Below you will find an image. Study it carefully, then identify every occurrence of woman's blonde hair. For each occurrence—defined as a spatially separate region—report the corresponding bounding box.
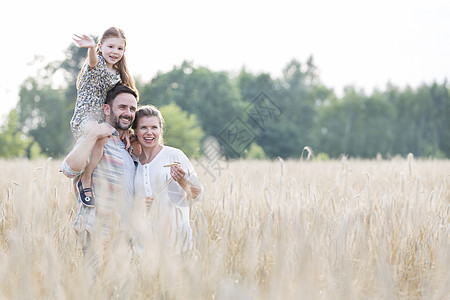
[76,27,137,96]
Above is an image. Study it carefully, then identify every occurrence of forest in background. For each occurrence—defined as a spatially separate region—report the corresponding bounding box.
[1,42,449,159]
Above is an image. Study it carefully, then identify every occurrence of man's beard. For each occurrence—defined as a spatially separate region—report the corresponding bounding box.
[110,111,132,131]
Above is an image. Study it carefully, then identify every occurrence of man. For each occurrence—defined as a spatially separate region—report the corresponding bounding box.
[60,83,138,248]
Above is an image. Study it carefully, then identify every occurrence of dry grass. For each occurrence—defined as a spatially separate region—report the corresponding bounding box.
[0,157,448,299]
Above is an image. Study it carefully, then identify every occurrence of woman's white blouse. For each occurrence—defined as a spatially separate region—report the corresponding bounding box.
[134,146,203,253]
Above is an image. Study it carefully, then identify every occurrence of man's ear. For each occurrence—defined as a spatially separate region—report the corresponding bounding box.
[104,104,111,116]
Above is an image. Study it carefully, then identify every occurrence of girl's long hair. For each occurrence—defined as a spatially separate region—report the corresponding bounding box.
[76,27,137,98]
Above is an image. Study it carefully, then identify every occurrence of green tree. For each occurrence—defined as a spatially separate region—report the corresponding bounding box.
[60,41,92,103]
[387,82,449,157]
[235,68,278,103]
[245,142,266,160]
[15,43,88,158]
[159,102,204,157]
[254,57,331,158]
[0,110,41,158]
[385,84,412,155]
[412,82,449,157]
[428,81,450,157]
[10,38,449,160]
[16,77,72,157]
[317,87,395,158]
[140,61,246,157]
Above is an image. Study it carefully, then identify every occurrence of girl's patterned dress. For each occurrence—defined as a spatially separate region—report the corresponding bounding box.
[70,55,121,139]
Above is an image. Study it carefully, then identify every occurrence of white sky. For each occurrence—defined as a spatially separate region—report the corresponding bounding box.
[1,0,449,122]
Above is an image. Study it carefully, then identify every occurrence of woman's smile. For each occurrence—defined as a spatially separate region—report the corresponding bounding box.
[136,116,162,149]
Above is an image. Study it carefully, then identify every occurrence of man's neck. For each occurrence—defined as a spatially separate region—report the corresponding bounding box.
[117,129,126,139]
[104,121,125,138]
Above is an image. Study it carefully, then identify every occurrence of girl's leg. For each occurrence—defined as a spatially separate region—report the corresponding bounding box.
[78,138,104,197]
[76,120,106,202]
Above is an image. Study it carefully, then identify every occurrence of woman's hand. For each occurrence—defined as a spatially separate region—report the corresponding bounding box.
[144,196,154,208]
[170,165,187,184]
[171,164,201,200]
[73,34,96,48]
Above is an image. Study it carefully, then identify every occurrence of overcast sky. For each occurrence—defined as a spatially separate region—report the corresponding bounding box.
[1,0,449,121]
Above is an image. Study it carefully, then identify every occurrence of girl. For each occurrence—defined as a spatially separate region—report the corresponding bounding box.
[70,27,137,207]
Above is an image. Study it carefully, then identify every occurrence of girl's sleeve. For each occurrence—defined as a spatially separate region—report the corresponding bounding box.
[82,55,109,85]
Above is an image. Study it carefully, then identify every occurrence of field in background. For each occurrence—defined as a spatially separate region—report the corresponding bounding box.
[0,157,448,299]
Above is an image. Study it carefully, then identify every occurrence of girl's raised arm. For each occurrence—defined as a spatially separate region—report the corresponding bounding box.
[73,34,98,68]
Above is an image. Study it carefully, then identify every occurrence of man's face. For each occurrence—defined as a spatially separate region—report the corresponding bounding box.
[104,93,137,131]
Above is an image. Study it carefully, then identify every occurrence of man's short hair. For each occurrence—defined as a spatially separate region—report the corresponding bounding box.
[105,83,138,106]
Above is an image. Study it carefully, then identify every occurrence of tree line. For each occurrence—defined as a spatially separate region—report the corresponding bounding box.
[2,43,449,159]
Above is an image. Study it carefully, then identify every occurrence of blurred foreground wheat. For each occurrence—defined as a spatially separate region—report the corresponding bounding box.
[0,157,448,299]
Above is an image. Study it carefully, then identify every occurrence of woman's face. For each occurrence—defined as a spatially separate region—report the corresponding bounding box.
[135,116,162,149]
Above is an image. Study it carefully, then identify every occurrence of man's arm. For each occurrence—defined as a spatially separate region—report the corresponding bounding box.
[64,123,112,173]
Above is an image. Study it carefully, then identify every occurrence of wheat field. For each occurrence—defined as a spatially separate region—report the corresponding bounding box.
[0,157,448,299]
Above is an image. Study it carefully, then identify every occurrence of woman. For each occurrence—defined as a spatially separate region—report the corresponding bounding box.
[132,105,203,254]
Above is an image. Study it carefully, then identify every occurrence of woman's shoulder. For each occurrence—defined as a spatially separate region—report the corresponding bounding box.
[162,146,190,160]
[162,146,184,156]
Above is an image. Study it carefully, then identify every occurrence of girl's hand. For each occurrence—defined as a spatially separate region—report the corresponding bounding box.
[85,122,113,140]
[129,133,142,157]
[73,34,96,48]
[122,130,132,150]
